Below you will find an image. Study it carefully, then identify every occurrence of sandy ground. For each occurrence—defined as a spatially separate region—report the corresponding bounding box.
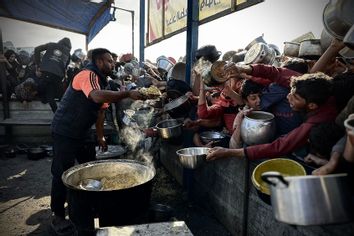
[0,152,231,236]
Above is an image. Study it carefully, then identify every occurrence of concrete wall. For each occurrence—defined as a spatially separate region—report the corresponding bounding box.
[0,101,54,143]
[160,141,354,236]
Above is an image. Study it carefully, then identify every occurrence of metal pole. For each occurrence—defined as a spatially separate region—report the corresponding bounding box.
[185,0,199,86]
[139,0,145,64]
[111,7,135,56]
[131,11,135,56]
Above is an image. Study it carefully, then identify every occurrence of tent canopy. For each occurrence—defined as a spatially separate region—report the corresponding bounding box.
[0,0,114,43]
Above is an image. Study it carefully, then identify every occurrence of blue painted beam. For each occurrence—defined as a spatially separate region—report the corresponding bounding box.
[185,0,199,87]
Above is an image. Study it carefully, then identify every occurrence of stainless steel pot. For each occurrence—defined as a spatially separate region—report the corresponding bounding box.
[240,111,276,145]
[245,35,267,50]
[62,159,156,230]
[298,39,323,60]
[268,44,281,56]
[176,147,210,169]
[155,119,183,139]
[283,42,300,57]
[261,172,354,225]
[156,56,174,74]
[163,95,191,118]
[232,50,247,63]
[202,69,223,87]
[244,43,275,65]
[167,62,186,81]
[323,0,354,40]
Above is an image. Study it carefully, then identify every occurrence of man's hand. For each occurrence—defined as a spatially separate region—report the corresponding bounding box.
[97,137,108,152]
[183,118,199,130]
[129,90,145,100]
[206,147,231,161]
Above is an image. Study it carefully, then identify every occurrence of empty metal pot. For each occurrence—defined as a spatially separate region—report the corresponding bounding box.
[240,111,276,145]
[155,119,183,139]
[167,62,186,81]
[244,43,275,65]
[163,95,192,118]
[283,42,300,57]
[156,56,174,74]
[176,147,210,169]
[262,172,354,225]
[322,0,354,40]
[245,35,267,50]
[299,39,323,60]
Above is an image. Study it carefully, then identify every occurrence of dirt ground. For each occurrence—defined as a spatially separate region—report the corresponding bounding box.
[0,152,231,236]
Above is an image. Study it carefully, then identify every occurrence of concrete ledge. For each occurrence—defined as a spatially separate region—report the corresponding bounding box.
[160,141,354,236]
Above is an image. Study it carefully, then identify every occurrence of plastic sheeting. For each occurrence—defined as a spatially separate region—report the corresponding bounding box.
[0,0,114,43]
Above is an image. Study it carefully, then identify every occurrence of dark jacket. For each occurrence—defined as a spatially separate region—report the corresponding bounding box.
[51,63,107,139]
[34,37,71,77]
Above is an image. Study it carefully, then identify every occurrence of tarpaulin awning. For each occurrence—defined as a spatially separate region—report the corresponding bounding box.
[0,0,114,43]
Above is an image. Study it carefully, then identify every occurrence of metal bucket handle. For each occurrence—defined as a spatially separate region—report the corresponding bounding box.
[261,171,289,187]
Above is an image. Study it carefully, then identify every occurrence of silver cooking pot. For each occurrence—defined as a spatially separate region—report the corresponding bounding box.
[62,159,156,229]
[156,56,174,74]
[167,62,186,81]
[261,172,354,225]
[322,0,354,40]
[240,111,276,145]
[245,35,267,50]
[155,119,183,139]
[283,42,300,57]
[244,43,275,65]
[163,95,191,118]
[298,39,323,60]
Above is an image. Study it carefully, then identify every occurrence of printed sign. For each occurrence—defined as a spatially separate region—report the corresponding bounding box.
[164,0,187,35]
[199,0,232,20]
[148,0,164,42]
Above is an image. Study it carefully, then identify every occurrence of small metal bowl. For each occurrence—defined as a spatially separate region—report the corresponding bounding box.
[176,147,210,169]
[79,178,103,191]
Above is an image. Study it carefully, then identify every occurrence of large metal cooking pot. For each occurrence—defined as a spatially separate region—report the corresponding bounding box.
[298,39,323,60]
[240,111,276,145]
[167,62,186,81]
[262,172,354,225]
[283,42,300,57]
[163,95,191,118]
[62,159,155,232]
[244,43,275,65]
[156,56,174,74]
[155,119,183,139]
[322,0,354,40]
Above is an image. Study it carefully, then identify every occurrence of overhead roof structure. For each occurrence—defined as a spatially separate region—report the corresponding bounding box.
[0,0,114,43]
